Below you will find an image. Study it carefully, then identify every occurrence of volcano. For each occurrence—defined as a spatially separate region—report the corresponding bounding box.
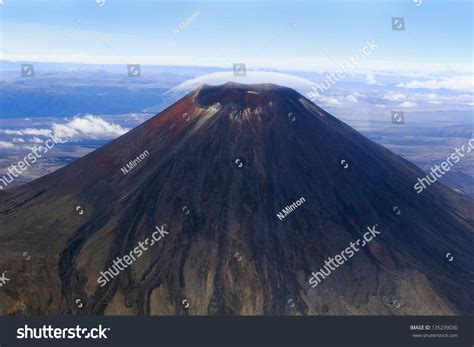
[0,83,473,315]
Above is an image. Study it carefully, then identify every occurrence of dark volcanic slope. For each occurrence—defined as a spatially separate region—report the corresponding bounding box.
[0,83,473,315]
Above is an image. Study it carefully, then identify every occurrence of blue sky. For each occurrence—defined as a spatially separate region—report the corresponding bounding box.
[0,0,472,75]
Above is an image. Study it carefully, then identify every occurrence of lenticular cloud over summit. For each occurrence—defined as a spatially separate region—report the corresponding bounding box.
[169,71,316,94]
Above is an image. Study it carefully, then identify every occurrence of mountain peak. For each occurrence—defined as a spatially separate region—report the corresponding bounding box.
[194,82,301,108]
[1,83,473,316]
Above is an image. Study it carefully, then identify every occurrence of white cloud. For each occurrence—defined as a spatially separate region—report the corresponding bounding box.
[0,141,14,149]
[383,92,406,102]
[406,92,473,105]
[399,101,417,108]
[170,71,316,93]
[0,115,129,144]
[52,114,129,142]
[311,93,364,106]
[0,128,52,136]
[318,96,341,105]
[396,75,474,92]
[29,137,45,143]
[347,95,358,103]
[366,73,377,85]
[411,92,441,104]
